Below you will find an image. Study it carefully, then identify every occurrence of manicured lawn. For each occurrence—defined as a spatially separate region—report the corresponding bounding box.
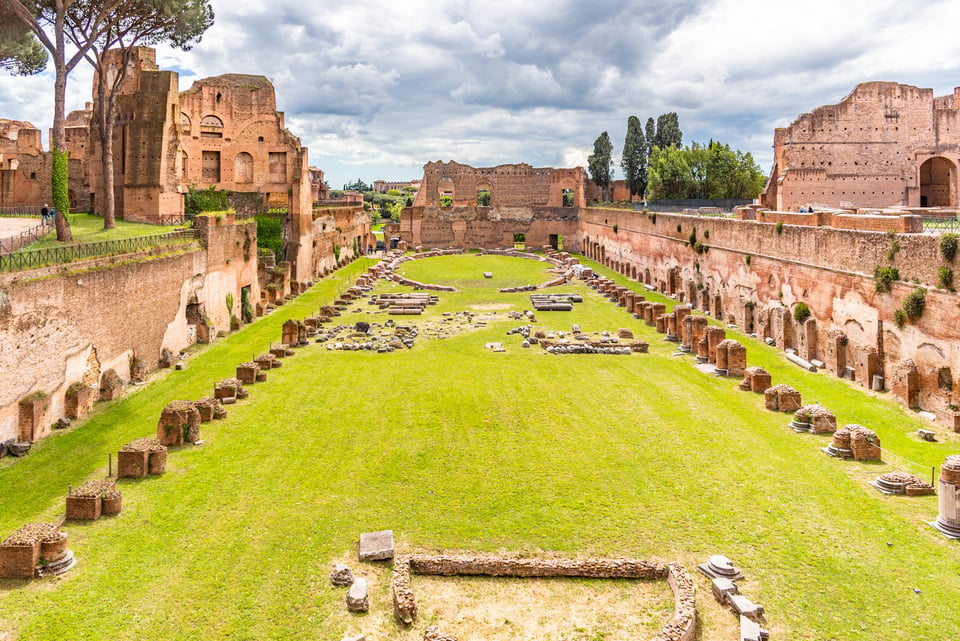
[0,254,957,640]
[24,214,185,250]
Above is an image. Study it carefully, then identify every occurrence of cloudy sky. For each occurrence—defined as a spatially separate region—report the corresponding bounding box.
[4,0,960,189]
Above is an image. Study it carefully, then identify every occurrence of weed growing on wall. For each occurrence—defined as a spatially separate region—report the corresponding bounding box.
[940,233,958,262]
[874,266,900,293]
[938,266,954,291]
[901,288,926,322]
[793,302,811,323]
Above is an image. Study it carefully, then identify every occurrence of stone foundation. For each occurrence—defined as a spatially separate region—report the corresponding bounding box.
[156,400,201,446]
[392,554,696,641]
[764,384,802,412]
[739,367,771,393]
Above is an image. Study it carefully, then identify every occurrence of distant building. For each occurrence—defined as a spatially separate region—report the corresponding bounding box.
[373,179,420,193]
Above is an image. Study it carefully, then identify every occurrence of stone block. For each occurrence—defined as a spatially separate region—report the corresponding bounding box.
[236,362,260,385]
[117,449,149,478]
[705,327,727,363]
[18,394,50,444]
[359,530,395,561]
[891,359,920,409]
[65,495,101,521]
[0,541,40,579]
[65,384,97,420]
[157,400,201,446]
[347,577,369,612]
[99,369,125,401]
[765,384,801,411]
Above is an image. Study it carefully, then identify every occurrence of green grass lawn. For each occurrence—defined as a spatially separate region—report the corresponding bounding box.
[23,214,185,251]
[0,254,958,640]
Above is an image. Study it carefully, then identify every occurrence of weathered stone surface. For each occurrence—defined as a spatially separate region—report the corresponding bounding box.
[764,384,802,412]
[346,577,369,612]
[331,563,354,586]
[359,530,395,561]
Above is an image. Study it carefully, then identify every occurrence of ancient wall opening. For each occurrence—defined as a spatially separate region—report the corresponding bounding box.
[919,156,955,207]
[235,152,254,184]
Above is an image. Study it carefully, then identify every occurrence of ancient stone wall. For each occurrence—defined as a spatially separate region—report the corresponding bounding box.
[581,208,960,419]
[0,218,257,443]
[0,120,51,208]
[399,205,580,250]
[180,72,304,210]
[763,81,960,210]
[413,161,586,208]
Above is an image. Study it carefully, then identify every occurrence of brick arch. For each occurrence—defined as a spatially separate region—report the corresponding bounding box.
[919,156,956,207]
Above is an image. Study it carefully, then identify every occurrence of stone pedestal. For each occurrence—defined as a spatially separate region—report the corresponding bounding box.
[739,367,771,393]
[934,456,960,538]
[891,359,920,409]
[236,362,260,385]
[673,305,692,345]
[99,369,125,401]
[65,384,97,420]
[705,327,727,363]
[764,384,802,412]
[18,394,50,443]
[823,329,847,377]
[157,401,201,446]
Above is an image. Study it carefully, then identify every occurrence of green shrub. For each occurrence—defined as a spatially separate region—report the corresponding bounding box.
[941,233,959,262]
[902,288,926,321]
[185,186,229,215]
[694,242,705,254]
[745,255,751,266]
[648,212,657,224]
[703,229,710,239]
[775,221,784,235]
[612,224,618,234]
[254,215,284,260]
[886,231,900,261]
[874,266,900,293]
[676,224,682,233]
[793,302,811,323]
[893,309,906,329]
[688,227,697,246]
[938,266,954,291]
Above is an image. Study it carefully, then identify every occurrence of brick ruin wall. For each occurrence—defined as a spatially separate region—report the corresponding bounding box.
[398,206,581,250]
[0,122,51,209]
[0,219,257,442]
[412,161,586,208]
[581,208,960,417]
[763,81,960,211]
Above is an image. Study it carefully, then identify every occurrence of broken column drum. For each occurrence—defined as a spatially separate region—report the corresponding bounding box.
[934,455,960,538]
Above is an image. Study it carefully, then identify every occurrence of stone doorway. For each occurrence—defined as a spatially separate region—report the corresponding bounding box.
[919,157,955,207]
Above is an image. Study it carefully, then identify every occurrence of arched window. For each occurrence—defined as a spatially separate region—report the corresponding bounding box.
[235,152,253,184]
[181,113,191,132]
[200,115,224,138]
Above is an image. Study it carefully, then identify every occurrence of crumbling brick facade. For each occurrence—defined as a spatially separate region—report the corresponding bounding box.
[763,81,960,211]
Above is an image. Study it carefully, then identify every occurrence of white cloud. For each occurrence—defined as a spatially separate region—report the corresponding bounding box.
[3,0,960,186]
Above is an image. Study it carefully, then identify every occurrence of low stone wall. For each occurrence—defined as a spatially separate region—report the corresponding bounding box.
[391,554,696,641]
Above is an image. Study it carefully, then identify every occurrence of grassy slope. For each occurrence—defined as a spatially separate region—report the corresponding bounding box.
[0,254,957,640]
[23,214,184,251]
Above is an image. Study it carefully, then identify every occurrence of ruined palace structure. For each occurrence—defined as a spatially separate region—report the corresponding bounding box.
[0,48,370,444]
[2,47,312,222]
[763,81,960,211]
[400,161,584,248]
